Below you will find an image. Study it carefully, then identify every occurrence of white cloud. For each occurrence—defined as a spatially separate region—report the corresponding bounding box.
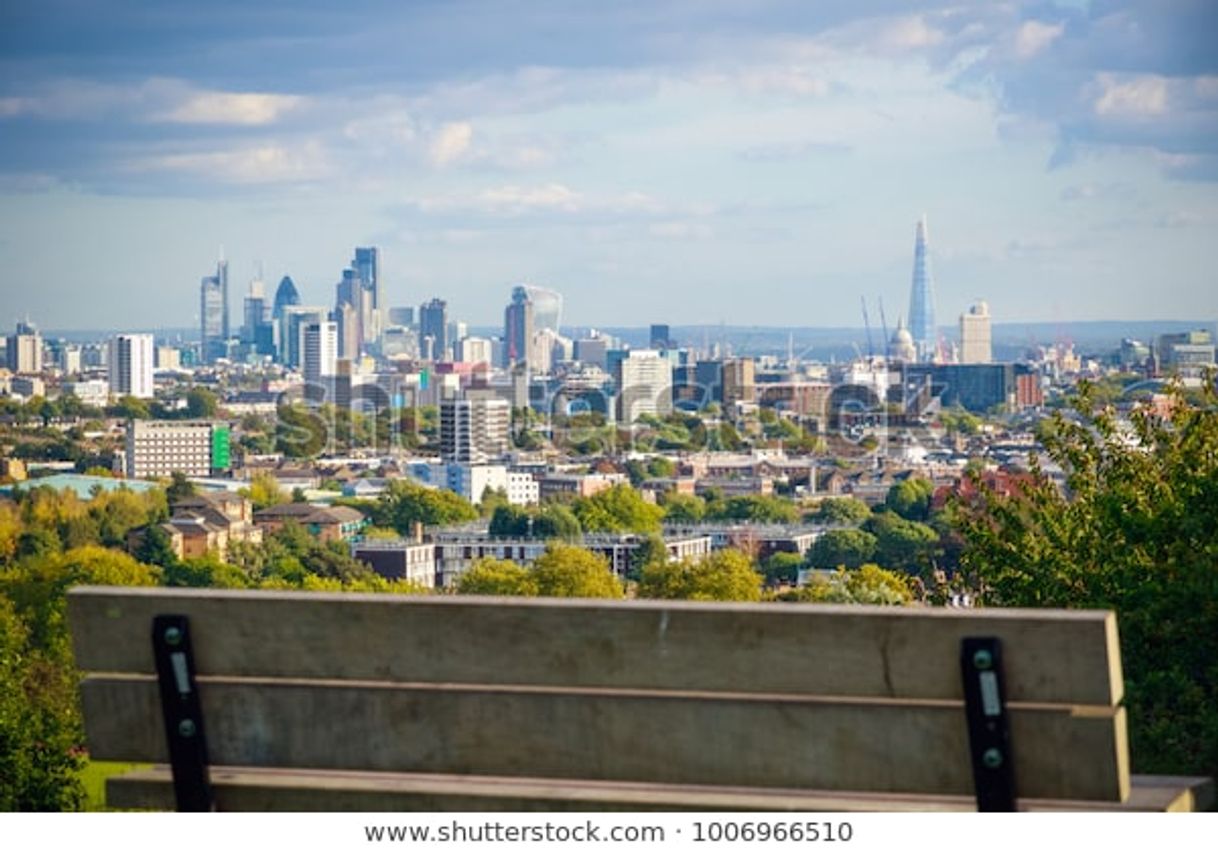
[136,142,330,184]
[412,183,670,218]
[429,121,474,167]
[1013,20,1065,59]
[1093,74,1170,117]
[878,16,945,51]
[157,91,304,125]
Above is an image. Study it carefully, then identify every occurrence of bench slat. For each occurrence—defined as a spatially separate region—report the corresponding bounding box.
[81,675,1129,802]
[67,587,1124,706]
[107,768,1202,813]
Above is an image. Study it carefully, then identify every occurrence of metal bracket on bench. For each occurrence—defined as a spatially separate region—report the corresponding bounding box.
[152,614,215,812]
[961,636,1016,812]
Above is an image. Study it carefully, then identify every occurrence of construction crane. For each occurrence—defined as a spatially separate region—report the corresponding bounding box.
[878,296,890,365]
[860,296,874,360]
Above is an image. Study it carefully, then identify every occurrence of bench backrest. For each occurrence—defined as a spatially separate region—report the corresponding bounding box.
[67,586,1129,803]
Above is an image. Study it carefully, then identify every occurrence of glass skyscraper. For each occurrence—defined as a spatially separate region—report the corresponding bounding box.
[906,216,937,362]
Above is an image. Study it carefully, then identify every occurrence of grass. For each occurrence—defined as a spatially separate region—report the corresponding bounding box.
[77,760,148,811]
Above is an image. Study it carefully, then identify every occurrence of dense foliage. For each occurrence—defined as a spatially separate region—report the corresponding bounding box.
[955,380,1218,782]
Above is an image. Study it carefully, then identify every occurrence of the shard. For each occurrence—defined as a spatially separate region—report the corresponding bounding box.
[907,215,937,362]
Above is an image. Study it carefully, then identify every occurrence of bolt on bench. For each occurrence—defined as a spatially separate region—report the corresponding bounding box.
[67,586,1214,812]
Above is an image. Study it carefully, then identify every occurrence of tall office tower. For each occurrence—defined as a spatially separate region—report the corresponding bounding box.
[650,324,672,350]
[516,283,562,333]
[302,321,338,384]
[333,301,361,361]
[614,350,673,424]
[419,298,448,361]
[272,275,301,320]
[959,301,992,364]
[108,333,155,399]
[334,268,365,357]
[242,277,268,350]
[200,265,226,363]
[722,357,756,405]
[280,306,328,368]
[352,247,382,346]
[440,397,510,464]
[504,286,534,368]
[6,321,43,374]
[388,307,414,327]
[907,216,937,362]
[455,337,493,365]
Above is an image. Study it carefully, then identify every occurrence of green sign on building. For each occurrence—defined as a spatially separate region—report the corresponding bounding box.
[211,425,231,472]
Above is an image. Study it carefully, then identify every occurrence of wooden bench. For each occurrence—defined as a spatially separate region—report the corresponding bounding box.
[67,586,1214,812]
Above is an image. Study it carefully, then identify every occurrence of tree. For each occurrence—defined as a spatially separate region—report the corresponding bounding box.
[954,379,1218,783]
[572,484,664,534]
[243,472,288,510]
[457,557,538,596]
[0,596,84,810]
[166,471,197,504]
[760,551,804,587]
[185,387,219,419]
[375,480,478,533]
[164,555,250,589]
[660,492,706,523]
[885,477,934,522]
[707,494,799,524]
[807,528,877,569]
[638,549,762,602]
[531,544,623,598]
[865,511,939,574]
[135,523,178,568]
[792,564,914,606]
[814,497,872,525]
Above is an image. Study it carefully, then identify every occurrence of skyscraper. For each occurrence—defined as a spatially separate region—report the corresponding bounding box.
[334,268,366,358]
[200,258,229,363]
[440,397,510,464]
[6,321,43,374]
[907,216,937,362]
[614,350,673,423]
[272,275,301,320]
[109,334,155,399]
[959,301,992,364]
[419,298,448,361]
[353,247,382,346]
[302,321,338,384]
[650,324,672,350]
[504,286,534,368]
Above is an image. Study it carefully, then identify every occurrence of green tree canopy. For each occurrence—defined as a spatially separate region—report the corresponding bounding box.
[864,511,940,574]
[885,477,935,521]
[660,492,707,523]
[572,484,664,534]
[0,596,84,810]
[792,564,914,606]
[242,472,288,511]
[760,551,804,587]
[638,548,762,602]
[955,380,1218,782]
[807,528,877,569]
[373,480,478,534]
[813,497,872,525]
[456,557,538,596]
[531,543,623,598]
[706,494,799,524]
[185,387,220,419]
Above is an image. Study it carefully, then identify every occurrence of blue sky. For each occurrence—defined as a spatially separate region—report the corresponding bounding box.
[1,0,1215,331]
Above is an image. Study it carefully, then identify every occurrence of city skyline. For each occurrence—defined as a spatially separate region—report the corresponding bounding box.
[1,1,1216,329]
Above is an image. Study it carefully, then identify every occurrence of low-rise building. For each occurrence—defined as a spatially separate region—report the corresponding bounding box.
[125,420,232,479]
[352,539,437,588]
[254,503,367,543]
